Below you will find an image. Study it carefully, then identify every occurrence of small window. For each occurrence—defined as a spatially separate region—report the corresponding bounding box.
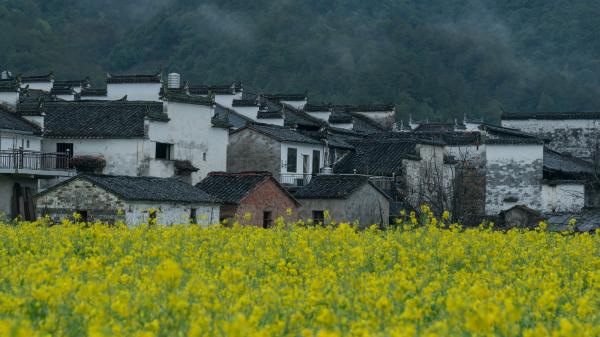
[26,140,30,148]
[287,148,297,173]
[312,210,325,225]
[75,210,88,222]
[203,152,207,161]
[155,142,172,160]
[57,143,74,168]
[262,211,273,228]
[190,208,197,224]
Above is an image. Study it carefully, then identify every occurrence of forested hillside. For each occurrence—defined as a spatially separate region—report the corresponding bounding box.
[2,0,600,121]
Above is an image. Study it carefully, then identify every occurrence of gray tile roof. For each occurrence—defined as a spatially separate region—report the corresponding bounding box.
[39,174,219,204]
[0,106,41,134]
[214,104,252,129]
[196,171,297,205]
[543,148,594,180]
[79,88,107,97]
[263,93,307,101]
[295,174,382,199]
[545,210,600,232]
[188,83,242,95]
[502,112,600,120]
[334,140,419,176]
[106,72,161,84]
[236,124,323,145]
[42,101,167,138]
[21,72,54,83]
[0,79,19,92]
[163,93,214,106]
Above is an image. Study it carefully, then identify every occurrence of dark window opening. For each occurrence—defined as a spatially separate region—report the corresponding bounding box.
[57,142,74,168]
[190,208,197,224]
[75,210,88,222]
[313,210,325,225]
[312,150,321,175]
[262,211,273,228]
[203,152,207,161]
[287,148,297,173]
[155,142,172,160]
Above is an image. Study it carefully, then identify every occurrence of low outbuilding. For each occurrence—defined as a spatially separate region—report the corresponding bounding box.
[196,171,299,227]
[35,174,220,226]
[294,174,390,227]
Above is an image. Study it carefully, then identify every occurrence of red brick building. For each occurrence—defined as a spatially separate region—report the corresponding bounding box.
[196,171,299,227]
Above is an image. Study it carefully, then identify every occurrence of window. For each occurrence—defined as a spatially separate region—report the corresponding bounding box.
[286,147,297,172]
[155,142,172,160]
[57,142,73,156]
[262,211,273,228]
[26,140,30,149]
[57,143,74,168]
[149,209,157,226]
[312,210,325,225]
[203,152,207,161]
[190,208,197,224]
[312,150,321,174]
[75,210,88,223]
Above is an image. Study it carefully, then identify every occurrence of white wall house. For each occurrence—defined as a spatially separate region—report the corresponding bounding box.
[20,73,54,92]
[0,79,19,107]
[106,73,162,101]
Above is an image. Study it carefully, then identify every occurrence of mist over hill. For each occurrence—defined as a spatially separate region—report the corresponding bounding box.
[2,0,600,121]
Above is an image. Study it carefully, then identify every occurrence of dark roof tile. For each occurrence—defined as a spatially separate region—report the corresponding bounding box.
[295,174,381,199]
[334,140,419,176]
[106,72,161,84]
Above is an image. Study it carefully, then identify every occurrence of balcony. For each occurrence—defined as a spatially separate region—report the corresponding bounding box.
[0,150,75,177]
[280,173,313,187]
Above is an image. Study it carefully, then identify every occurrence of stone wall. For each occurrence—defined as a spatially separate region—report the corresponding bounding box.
[485,144,544,215]
[227,130,281,175]
[35,177,220,226]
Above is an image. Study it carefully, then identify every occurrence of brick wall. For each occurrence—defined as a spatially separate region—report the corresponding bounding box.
[232,178,298,226]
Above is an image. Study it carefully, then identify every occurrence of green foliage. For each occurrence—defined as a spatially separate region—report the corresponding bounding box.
[2,0,600,122]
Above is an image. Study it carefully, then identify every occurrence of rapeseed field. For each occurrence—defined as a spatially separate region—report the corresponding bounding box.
[0,213,598,336]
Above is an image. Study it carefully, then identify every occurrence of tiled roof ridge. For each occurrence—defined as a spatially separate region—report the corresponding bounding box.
[502,111,600,120]
[208,171,272,177]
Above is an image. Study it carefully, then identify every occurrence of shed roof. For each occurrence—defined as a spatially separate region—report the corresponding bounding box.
[543,148,594,180]
[37,174,219,204]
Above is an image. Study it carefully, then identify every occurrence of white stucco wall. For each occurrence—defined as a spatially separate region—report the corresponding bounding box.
[0,133,41,151]
[281,100,307,109]
[541,183,585,213]
[233,106,260,121]
[80,95,109,101]
[0,92,19,107]
[149,101,228,183]
[215,92,242,109]
[55,94,74,101]
[280,142,324,175]
[106,83,162,101]
[307,111,331,121]
[355,111,394,120]
[257,118,284,126]
[21,82,53,92]
[329,122,353,130]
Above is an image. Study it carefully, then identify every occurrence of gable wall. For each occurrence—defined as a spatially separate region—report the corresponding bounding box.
[227,129,282,176]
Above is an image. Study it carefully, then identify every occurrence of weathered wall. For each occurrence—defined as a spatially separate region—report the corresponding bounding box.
[297,183,389,227]
[541,182,585,213]
[402,143,446,212]
[502,118,600,161]
[485,144,543,215]
[221,179,298,226]
[227,130,281,175]
[35,177,219,226]
[149,101,228,184]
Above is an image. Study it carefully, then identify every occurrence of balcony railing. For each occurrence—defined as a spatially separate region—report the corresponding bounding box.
[0,150,72,173]
[280,173,313,187]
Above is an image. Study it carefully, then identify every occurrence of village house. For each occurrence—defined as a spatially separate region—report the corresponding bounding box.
[294,174,390,227]
[20,72,54,92]
[35,174,220,226]
[195,171,299,227]
[0,106,74,220]
[227,124,325,188]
